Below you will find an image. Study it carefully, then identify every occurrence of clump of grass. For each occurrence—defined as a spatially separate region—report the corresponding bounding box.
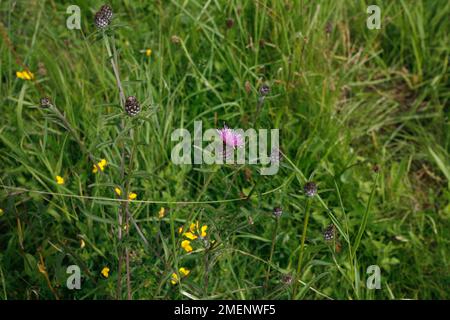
[0,0,448,300]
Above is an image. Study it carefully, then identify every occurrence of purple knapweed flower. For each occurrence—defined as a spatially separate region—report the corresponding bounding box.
[217,126,244,149]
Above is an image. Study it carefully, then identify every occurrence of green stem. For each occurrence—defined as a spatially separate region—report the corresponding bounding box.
[264,217,279,294]
[292,198,311,299]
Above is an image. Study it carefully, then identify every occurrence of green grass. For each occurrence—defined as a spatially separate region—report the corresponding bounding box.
[0,0,449,300]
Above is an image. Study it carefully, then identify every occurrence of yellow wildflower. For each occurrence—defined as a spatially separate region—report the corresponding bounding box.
[201,225,208,238]
[158,207,166,218]
[16,70,34,80]
[80,239,86,249]
[189,222,197,233]
[179,267,190,276]
[170,272,179,285]
[114,187,122,196]
[178,227,184,234]
[101,267,110,278]
[92,159,107,173]
[171,267,190,285]
[145,48,152,57]
[56,175,64,185]
[183,231,198,240]
[181,240,193,253]
[128,192,137,200]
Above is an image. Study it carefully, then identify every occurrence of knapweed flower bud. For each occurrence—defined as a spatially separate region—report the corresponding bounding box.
[226,18,234,29]
[171,35,181,44]
[125,96,141,116]
[259,84,270,96]
[99,5,113,21]
[273,207,282,218]
[94,4,113,29]
[282,274,293,285]
[323,224,336,241]
[40,97,51,108]
[303,181,317,197]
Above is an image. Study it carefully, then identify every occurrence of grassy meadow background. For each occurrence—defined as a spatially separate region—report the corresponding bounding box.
[0,0,449,299]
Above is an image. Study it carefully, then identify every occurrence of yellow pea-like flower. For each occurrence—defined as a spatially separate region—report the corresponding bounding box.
[179,267,190,276]
[128,192,137,200]
[101,267,110,278]
[56,175,65,185]
[201,225,208,238]
[181,240,193,253]
[183,232,198,240]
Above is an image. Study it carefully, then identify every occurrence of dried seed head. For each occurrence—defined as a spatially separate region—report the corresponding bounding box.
[40,97,51,108]
[323,224,336,241]
[303,181,317,197]
[125,96,141,116]
[273,207,282,218]
[259,84,270,96]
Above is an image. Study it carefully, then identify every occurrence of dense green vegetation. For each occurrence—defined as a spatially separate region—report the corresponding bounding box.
[0,0,448,299]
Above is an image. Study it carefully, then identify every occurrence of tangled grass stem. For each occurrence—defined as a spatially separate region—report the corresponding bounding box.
[292,198,312,299]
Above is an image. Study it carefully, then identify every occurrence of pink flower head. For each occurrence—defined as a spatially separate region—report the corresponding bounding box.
[217,125,244,149]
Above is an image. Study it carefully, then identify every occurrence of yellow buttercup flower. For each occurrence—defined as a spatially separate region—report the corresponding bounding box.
[16,70,34,80]
[145,48,152,57]
[158,207,166,218]
[101,267,110,278]
[189,222,197,233]
[128,192,137,200]
[181,240,193,253]
[178,227,184,234]
[56,175,65,185]
[114,187,122,196]
[92,159,108,173]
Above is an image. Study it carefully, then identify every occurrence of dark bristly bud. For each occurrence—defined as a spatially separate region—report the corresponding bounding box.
[95,12,110,29]
[282,274,293,285]
[171,35,181,44]
[99,5,113,21]
[125,96,141,116]
[325,21,332,35]
[244,80,251,94]
[372,164,380,173]
[94,4,113,29]
[270,147,282,164]
[259,84,270,96]
[323,224,336,241]
[226,18,234,29]
[303,181,317,197]
[40,97,51,108]
[273,207,282,218]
